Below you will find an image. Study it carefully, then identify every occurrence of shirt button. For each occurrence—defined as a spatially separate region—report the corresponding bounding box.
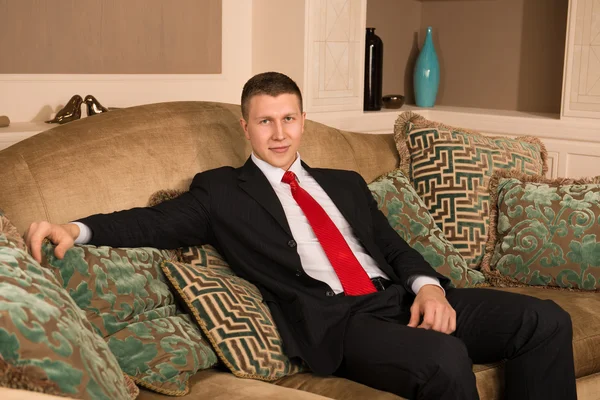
[287,240,297,248]
[326,290,335,297]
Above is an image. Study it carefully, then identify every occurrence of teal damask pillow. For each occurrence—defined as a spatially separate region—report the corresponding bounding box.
[368,169,486,288]
[482,170,600,290]
[0,234,131,399]
[41,243,218,396]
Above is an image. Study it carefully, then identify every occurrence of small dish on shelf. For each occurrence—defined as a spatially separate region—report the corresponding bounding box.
[382,94,405,109]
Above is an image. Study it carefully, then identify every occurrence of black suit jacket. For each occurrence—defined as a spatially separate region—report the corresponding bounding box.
[80,158,450,374]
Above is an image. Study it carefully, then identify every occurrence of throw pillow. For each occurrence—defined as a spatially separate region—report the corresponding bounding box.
[41,243,218,396]
[482,170,600,290]
[394,111,548,268]
[161,260,305,381]
[368,169,486,288]
[0,234,131,399]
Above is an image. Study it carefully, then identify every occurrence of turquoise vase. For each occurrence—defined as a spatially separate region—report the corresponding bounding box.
[414,27,440,108]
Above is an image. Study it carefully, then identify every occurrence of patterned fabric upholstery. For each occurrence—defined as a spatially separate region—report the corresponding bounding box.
[0,209,25,251]
[0,234,131,399]
[41,243,218,396]
[394,111,548,268]
[161,261,304,381]
[368,169,486,288]
[482,170,600,290]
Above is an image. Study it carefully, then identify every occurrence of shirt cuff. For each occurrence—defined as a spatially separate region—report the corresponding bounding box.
[411,276,445,295]
[72,222,92,244]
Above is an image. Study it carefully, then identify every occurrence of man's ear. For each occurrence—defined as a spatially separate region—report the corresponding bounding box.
[239,118,250,140]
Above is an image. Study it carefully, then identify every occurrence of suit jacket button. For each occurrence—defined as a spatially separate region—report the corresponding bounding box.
[295,270,302,277]
[288,240,297,248]
[326,290,335,297]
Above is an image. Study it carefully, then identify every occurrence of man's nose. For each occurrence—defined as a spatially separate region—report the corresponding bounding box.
[272,121,285,140]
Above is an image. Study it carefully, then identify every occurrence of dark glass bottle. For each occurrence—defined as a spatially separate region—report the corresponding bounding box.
[364,27,383,111]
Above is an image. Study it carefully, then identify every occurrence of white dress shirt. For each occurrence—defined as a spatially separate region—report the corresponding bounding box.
[74,154,441,295]
[251,153,441,295]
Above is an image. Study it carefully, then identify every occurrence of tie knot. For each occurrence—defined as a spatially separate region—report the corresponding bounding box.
[282,171,298,186]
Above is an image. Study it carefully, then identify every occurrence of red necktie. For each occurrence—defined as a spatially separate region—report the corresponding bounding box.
[282,171,376,296]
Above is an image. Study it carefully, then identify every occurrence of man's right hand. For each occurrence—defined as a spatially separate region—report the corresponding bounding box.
[24,221,80,263]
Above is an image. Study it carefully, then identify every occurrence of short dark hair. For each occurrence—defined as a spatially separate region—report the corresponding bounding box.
[240,72,303,120]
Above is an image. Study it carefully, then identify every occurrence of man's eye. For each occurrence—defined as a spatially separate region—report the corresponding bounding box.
[260,119,269,124]
[284,116,294,122]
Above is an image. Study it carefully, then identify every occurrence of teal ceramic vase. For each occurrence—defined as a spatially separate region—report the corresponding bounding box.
[414,26,440,107]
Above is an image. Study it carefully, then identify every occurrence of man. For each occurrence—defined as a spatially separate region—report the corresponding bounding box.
[26,72,576,400]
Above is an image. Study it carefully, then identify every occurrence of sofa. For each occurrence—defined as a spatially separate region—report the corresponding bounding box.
[0,101,598,400]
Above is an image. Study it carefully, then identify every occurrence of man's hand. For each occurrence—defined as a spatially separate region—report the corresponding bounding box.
[407,284,456,334]
[24,221,80,263]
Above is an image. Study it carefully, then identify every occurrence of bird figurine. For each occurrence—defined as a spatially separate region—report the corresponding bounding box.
[84,95,109,116]
[46,95,83,124]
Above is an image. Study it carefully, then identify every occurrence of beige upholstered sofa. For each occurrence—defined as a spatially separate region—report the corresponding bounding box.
[0,101,598,400]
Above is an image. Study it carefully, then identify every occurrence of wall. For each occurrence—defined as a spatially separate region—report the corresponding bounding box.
[0,0,251,123]
[367,0,568,114]
[252,0,306,90]
[0,0,221,74]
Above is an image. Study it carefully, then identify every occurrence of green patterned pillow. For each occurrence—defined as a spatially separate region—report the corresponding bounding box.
[369,169,485,288]
[161,261,304,381]
[394,111,548,269]
[0,234,131,399]
[482,171,600,290]
[41,243,218,396]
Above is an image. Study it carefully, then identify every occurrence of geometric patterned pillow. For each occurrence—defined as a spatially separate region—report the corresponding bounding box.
[40,243,218,396]
[368,169,486,288]
[160,261,305,381]
[482,170,600,291]
[0,234,131,399]
[394,111,548,269]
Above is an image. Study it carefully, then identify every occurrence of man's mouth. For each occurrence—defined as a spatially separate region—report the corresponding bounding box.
[270,146,289,153]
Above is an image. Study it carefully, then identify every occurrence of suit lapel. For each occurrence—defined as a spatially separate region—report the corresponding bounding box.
[238,158,293,237]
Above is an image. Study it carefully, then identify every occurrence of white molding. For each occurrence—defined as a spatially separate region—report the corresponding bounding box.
[309,105,600,143]
[0,0,253,123]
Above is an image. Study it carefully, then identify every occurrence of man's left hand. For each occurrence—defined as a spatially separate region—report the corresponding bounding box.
[407,285,456,334]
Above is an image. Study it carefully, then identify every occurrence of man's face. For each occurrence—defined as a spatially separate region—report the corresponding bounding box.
[240,93,305,171]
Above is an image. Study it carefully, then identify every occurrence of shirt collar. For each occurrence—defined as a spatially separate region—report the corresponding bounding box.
[251,152,305,186]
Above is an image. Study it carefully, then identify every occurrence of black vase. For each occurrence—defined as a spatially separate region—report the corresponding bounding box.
[364,27,383,111]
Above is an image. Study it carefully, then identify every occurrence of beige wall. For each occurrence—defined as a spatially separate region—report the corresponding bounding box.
[0,0,221,74]
[366,0,422,105]
[252,0,306,90]
[367,0,568,114]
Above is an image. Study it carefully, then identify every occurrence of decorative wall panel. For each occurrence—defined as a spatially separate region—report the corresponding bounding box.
[563,0,600,118]
[304,0,366,112]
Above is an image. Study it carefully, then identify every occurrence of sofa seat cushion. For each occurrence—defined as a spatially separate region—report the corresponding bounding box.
[490,287,600,378]
[137,369,331,400]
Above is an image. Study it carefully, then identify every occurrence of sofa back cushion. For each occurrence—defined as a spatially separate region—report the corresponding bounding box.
[0,102,398,234]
